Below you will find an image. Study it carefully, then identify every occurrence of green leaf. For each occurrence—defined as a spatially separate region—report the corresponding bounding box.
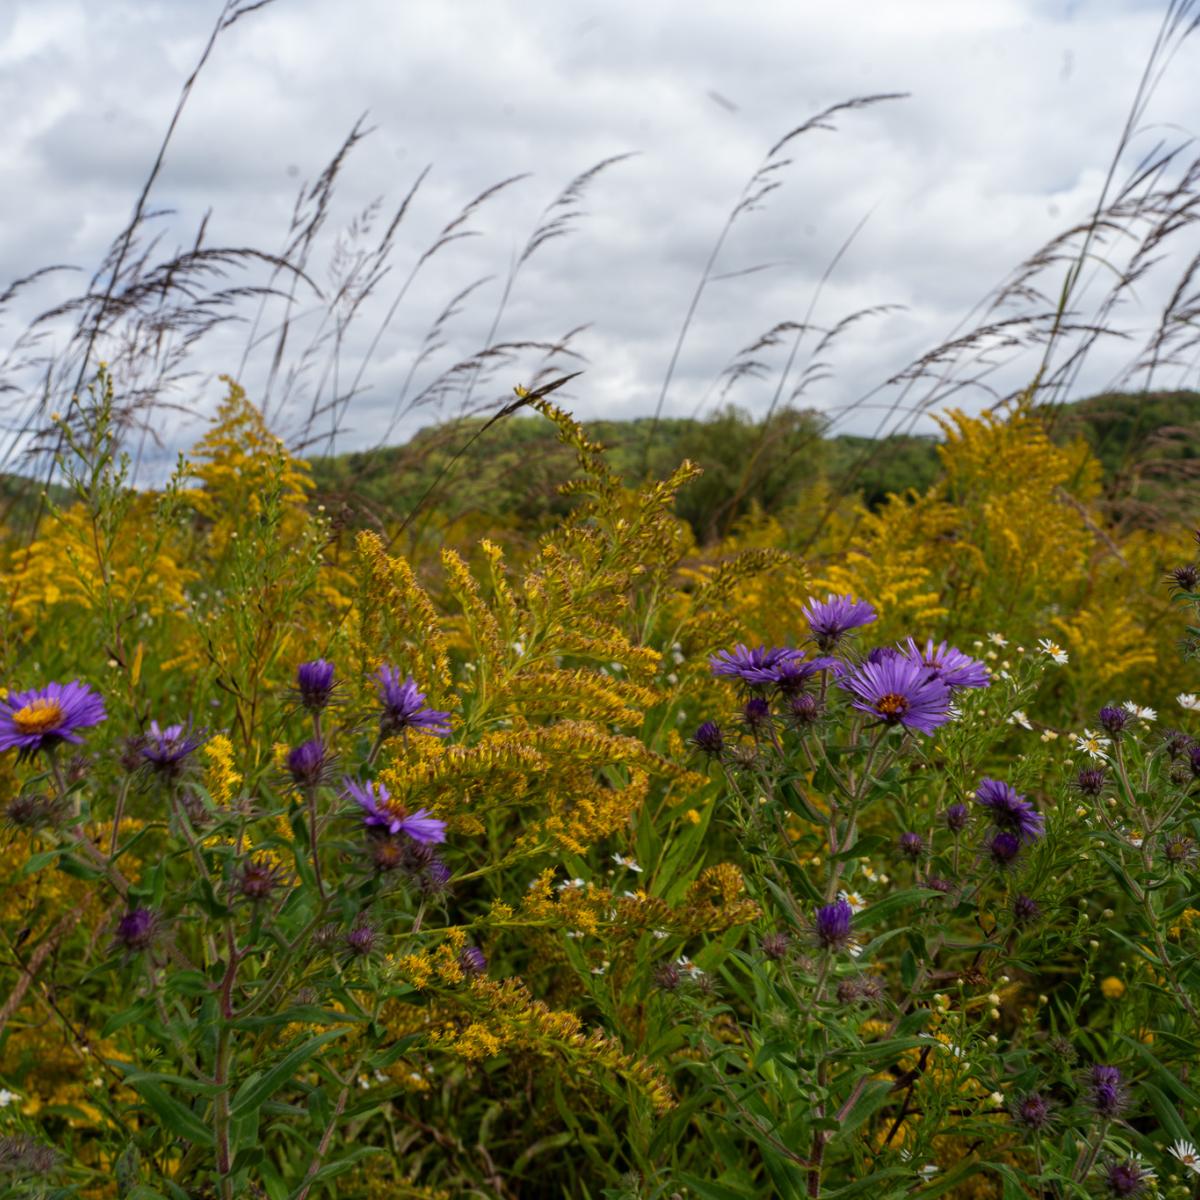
[674,1174,756,1200]
[130,1079,214,1148]
[230,1027,347,1119]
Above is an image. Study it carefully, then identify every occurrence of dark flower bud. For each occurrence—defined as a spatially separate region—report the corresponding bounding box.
[1163,834,1196,866]
[345,923,377,956]
[296,659,336,712]
[65,754,92,786]
[1104,1159,1151,1197]
[459,945,487,977]
[789,693,821,726]
[1087,1064,1128,1118]
[118,735,149,774]
[312,923,342,950]
[691,721,724,756]
[1167,563,1200,592]
[1189,745,1200,778]
[742,696,771,729]
[814,899,854,951]
[1163,728,1193,760]
[114,908,156,953]
[286,738,327,788]
[239,852,286,901]
[653,961,682,992]
[1012,894,1041,924]
[0,1135,60,1176]
[1010,1092,1052,1130]
[1075,768,1107,796]
[416,857,452,897]
[760,932,791,961]
[1098,705,1128,737]
[5,791,69,831]
[944,802,969,833]
[989,831,1021,866]
[369,835,406,873]
[924,876,952,893]
[899,831,923,859]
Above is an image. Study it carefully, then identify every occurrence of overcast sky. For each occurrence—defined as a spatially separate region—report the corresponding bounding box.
[1,0,1197,472]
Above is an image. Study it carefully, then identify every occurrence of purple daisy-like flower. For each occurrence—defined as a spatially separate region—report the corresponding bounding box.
[708,644,803,686]
[140,720,206,777]
[838,655,952,735]
[344,777,446,843]
[901,638,991,690]
[295,659,337,711]
[374,667,451,738]
[771,653,843,694]
[802,593,877,650]
[814,898,854,951]
[976,779,1044,843]
[0,681,107,757]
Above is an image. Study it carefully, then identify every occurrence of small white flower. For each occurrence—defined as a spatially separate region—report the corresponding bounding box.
[676,956,704,979]
[565,930,584,939]
[1170,1139,1200,1175]
[1123,701,1156,722]
[1070,729,1111,761]
[0,1089,17,1108]
[612,853,642,873]
[1040,729,1059,742]
[591,961,609,976]
[652,929,669,940]
[1009,709,1033,730]
[1179,693,1200,713]
[556,877,587,891]
[1037,637,1068,665]
[988,632,1008,647]
[838,890,867,914]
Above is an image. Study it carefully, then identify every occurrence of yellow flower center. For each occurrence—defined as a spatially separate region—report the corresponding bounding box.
[12,698,64,736]
[877,693,909,717]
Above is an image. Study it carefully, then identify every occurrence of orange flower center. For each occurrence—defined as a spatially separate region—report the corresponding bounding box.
[12,698,64,736]
[876,693,909,718]
[378,793,409,820]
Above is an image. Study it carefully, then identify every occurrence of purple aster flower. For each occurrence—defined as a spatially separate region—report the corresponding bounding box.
[901,638,990,690]
[295,659,337,711]
[944,802,970,833]
[114,907,157,953]
[866,645,901,665]
[838,655,952,735]
[286,738,329,788]
[899,831,924,859]
[344,777,446,843]
[459,945,487,977]
[1104,1160,1153,1197]
[988,831,1022,866]
[814,898,854,951]
[802,593,877,650]
[691,721,725,756]
[1012,894,1041,924]
[976,779,1044,843]
[0,681,107,757]
[1099,705,1129,737]
[416,855,452,896]
[708,644,803,687]
[140,720,206,778]
[374,667,451,738]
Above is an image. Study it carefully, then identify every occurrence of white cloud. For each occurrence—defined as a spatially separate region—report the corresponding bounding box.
[1,0,1197,476]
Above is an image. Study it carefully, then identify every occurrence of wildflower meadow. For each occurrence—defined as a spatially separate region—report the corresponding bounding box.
[0,364,1199,1199]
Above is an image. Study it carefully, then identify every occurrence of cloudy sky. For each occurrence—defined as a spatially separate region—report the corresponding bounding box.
[1,0,1197,473]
